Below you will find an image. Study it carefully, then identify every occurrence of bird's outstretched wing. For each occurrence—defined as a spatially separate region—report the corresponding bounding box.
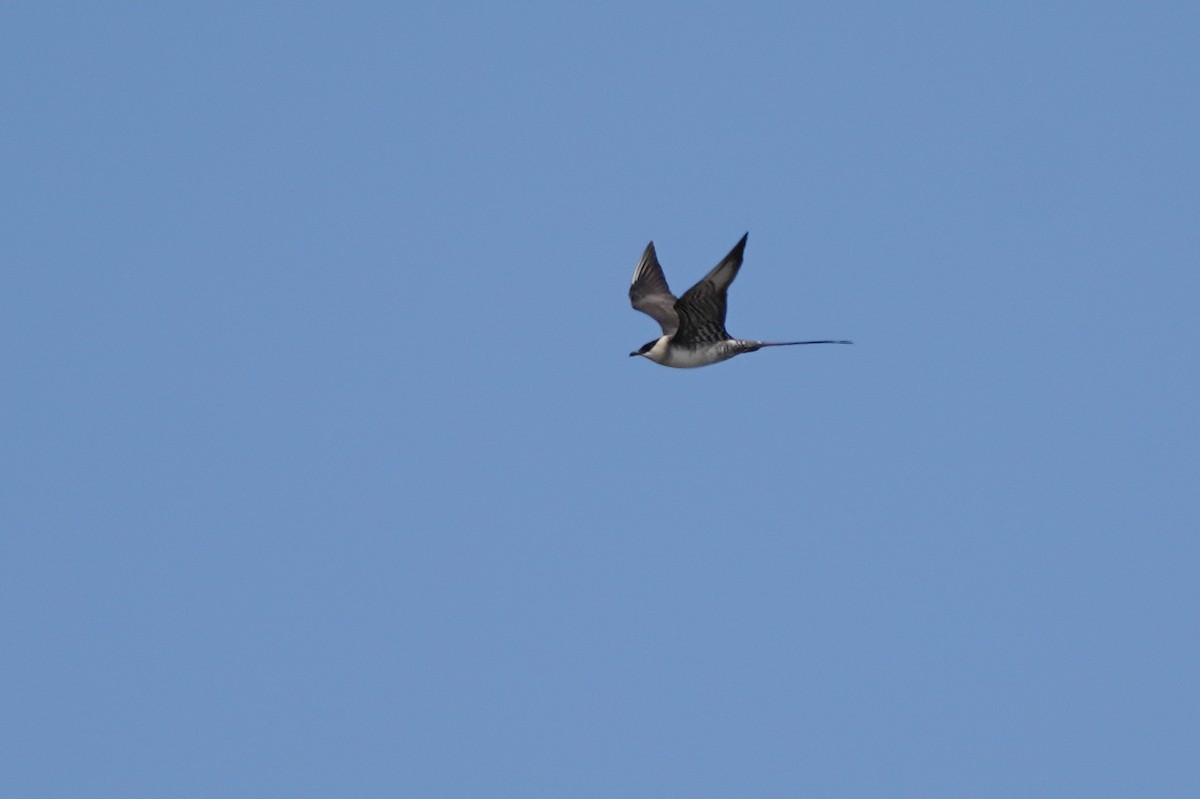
[629,242,679,336]
[672,233,747,348]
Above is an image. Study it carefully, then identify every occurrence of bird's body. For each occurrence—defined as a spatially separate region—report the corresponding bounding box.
[628,233,850,368]
[634,335,763,368]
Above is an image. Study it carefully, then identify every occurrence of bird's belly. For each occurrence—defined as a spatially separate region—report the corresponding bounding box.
[660,344,735,368]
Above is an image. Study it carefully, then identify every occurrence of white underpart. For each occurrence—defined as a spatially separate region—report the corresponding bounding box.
[639,336,744,368]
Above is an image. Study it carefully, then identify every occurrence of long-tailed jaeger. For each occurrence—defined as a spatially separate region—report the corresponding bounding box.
[628,233,851,368]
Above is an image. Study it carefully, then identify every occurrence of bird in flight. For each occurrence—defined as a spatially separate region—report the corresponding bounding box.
[628,233,852,368]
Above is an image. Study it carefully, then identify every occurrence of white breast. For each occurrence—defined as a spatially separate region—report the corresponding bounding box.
[660,342,735,368]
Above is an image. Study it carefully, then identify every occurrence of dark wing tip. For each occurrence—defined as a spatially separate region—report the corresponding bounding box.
[725,232,748,266]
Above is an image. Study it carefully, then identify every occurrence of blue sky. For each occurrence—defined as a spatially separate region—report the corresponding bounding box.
[4,3,1198,796]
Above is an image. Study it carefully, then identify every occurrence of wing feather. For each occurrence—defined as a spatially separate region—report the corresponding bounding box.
[672,233,747,347]
[629,242,679,336]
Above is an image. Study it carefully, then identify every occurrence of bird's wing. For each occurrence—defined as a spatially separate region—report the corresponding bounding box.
[629,242,679,336]
[672,233,747,348]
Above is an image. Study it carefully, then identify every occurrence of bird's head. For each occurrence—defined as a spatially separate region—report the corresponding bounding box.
[630,340,658,358]
[630,336,672,362]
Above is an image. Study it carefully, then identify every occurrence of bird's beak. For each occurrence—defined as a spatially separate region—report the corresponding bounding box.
[629,351,639,357]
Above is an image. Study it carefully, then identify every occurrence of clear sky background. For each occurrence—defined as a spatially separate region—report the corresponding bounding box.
[4,3,1198,796]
